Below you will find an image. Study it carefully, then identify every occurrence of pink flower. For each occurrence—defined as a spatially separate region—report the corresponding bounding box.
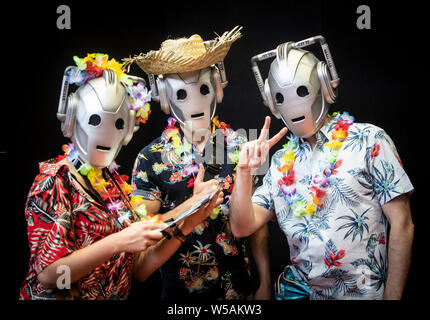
[107,200,123,211]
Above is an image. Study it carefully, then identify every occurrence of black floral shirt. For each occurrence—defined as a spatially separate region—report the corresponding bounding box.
[131,117,252,300]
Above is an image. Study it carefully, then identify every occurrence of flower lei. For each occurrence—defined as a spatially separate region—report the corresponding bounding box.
[68,53,151,124]
[277,112,355,218]
[162,116,244,220]
[62,143,162,225]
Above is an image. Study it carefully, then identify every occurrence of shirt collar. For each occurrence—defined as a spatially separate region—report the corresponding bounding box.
[318,120,333,143]
[296,117,334,147]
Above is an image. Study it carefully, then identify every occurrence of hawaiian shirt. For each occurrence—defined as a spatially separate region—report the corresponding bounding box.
[20,159,134,300]
[252,114,414,300]
[131,119,252,300]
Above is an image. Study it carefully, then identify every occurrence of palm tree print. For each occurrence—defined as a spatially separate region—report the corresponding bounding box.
[192,241,215,262]
[312,268,366,299]
[180,251,197,267]
[342,125,372,152]
[372,160,401,204]
[336,208,370,242]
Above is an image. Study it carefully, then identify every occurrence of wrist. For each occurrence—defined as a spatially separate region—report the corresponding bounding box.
[178,222,192,237]
[237,167,253,176]
[172,225,190,243]
[237,167,255,182]
[105,232,123,255]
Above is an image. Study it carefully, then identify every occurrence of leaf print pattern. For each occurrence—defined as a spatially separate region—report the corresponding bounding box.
[292,217,324,244]
[336,208,370,242]
[329,177,360,207]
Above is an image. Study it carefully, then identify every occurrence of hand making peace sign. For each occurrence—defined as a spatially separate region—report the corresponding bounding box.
[238,116,288,172]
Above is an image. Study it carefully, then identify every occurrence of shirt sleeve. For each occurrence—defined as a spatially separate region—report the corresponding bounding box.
[367,127,414,206]
[131,150,162,202]
[251,159,276,212]
[25,172,77,275]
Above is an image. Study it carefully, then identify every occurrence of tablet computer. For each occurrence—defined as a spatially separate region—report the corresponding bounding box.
[155,187,220,232]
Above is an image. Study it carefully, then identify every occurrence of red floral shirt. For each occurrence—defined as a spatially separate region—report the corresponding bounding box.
[20,158,134,300]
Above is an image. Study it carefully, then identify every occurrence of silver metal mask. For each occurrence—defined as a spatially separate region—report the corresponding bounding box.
[59,70,135,168]
[164,67,217,133]
[266,48,327,138]
[251,36,340,138]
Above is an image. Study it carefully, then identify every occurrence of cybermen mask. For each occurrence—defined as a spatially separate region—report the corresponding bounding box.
[70,71,134,169]
[266,48,327,138]
[164,67,217,134]
[251,36,340,138]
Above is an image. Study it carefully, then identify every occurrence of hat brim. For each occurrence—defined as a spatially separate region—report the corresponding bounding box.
[125,26,242,75]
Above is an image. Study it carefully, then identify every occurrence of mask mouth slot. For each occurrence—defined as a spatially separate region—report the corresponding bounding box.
[190,112,205,119]
[96,145,111,151]
[291,116,305,123]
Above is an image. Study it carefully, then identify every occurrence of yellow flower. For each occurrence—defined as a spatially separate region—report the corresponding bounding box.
[130,195,144,208]
[172,135,181,149]
[105,58,125,76]
[212,116,220,128]
[282,150,295,163]
[305,201,316,216]
[85,53,96,62]
[332,129,347,141]
[135,203,147,218]
[324,140,343,150]
[87,168,103,185]
[93,178,110,193]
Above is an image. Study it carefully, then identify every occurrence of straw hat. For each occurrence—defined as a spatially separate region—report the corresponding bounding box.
[123,26,242,75]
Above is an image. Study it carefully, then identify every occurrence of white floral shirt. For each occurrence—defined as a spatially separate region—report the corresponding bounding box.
[252,114,414,300]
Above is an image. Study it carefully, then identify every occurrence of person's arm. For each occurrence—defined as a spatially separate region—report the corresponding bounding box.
[382,194,414,300]
[249,224,272,300]
[133,186,224,281]
[38,220,165,289]
[133,165,224,281]
[230,116,287,237]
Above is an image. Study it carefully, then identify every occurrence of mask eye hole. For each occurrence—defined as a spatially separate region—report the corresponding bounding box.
[88,114,101,126]
[177,89,187,100]
[115,118,124,130]
[200,84,210,95]
[297,85,309,97]
[275,93,284,105]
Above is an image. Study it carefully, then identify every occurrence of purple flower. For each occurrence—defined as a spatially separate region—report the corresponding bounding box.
[107,200,123,211]
[183,163,200,176]
[281,185,296,196]
[313,173,328,187]
[108,161,121,172]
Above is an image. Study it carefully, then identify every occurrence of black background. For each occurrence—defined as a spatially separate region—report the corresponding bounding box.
[2,0,427,310]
